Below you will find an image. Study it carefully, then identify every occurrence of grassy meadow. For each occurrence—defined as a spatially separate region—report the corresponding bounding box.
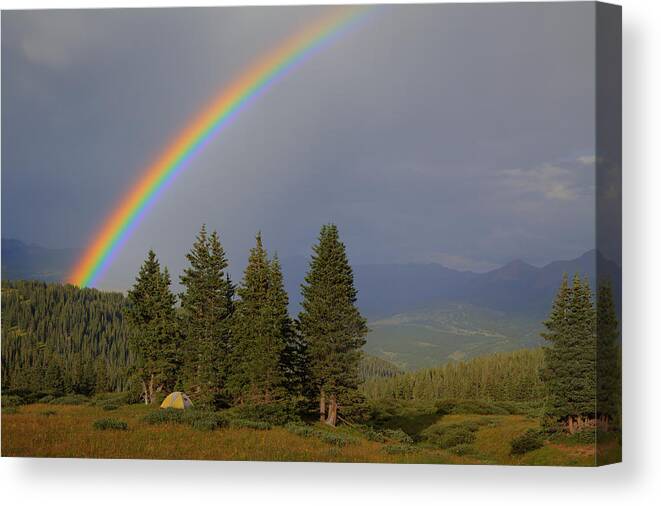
[1,401,619,465]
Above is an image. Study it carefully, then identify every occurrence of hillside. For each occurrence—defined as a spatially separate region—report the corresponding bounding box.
[364,302,542,371]
[1,239,79,283]
[1,280,133,393]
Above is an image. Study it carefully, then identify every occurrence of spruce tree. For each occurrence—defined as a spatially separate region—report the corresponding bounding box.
[569,276,597,428]
[596,280,621,430]
[541,274,597,432]
[126,250,180,404]
[267,255,302,398]
[228,234,289,403]
[298,224,368,426]
[179,225,234,408]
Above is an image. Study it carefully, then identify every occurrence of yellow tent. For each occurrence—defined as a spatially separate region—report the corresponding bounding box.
[160,391,193,409]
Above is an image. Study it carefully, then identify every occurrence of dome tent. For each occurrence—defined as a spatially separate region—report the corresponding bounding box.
[160,391,193,409]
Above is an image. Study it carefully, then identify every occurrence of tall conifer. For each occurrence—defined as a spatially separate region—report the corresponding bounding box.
[596,281,621,429]
[126,250,180,404]
[541,274,597,432]
[298,224,368,426]
[179,225,234,407]
[228,234,290,403]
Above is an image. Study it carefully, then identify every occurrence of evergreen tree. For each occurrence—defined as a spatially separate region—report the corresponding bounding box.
[596,280,621,430]
[126,250,180,404]
[541,274,597,432]
[179,225,234,408]
[298,224,368,426]
[267,255,302,398]
[228,234,289,403]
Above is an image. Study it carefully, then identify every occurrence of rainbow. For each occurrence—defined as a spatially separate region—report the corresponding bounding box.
[68,5,374,287]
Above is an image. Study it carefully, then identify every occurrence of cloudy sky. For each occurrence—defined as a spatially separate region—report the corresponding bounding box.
[2,3,600,290]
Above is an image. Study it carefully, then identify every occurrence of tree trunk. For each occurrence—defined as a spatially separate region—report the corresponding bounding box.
[325,394,338,427]
[567,416,575,434]
[141,380,149,405]
[148,374,155,404]
[319,389,326,422]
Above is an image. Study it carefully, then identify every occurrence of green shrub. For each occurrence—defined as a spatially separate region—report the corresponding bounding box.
[510,429,544,455]
[434,399,457,415]
[39,410,57,416]
[3,406,19,414]
[565,429,597,445]
[449,444,475,456]
[382,444,416,454]
[382,428,413,444]
[228,418,272,430]
[102,403,120,411]
[422,423,478,449]
[285,422,316,438]
[50,394,89,405]
[318,431,358,447]
[1,395,24,407]
[438,427,476,449]
[94,392,130,407]
[38,394,56,404]
[360,426,386,442]
[229,401,301,426]
[93,418,128,431]
[142,408,185,425]
[3,389,53,405]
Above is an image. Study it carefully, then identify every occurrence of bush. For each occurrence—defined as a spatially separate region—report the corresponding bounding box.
[422,422,478,449]
[434,399,457,416]
[1,395,24,407]
[382,428,414,444]
[437,427,476,449]
[285,422,316,438]
[229,401,301,426]
[3,406,19,414]
[564,429,597,445]
[93,418,128,431]
[510,429,544,455]
[382,444,416,454]
[3,389,54,405]
[142,408,185,425]
[50,394,89,405]
[38,394,56,404]
[102,403,120,411]
[94,392,130,407]
[39,410,57,416]
[359,426,386,442]
[449,444,475,456]
[318,431,358,447]
[228,418,272,430]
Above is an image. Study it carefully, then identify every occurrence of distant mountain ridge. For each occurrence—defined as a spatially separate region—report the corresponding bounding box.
[281,249,621,320]
[1,239,79,283]
[2,238,620,319]
[2,238,620,371]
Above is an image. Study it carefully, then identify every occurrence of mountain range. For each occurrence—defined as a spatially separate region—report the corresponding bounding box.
[2,238,620,370]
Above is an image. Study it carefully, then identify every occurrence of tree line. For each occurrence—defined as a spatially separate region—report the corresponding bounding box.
[2,229,620,433]
[361,348,545,402]
[125,223,367,426]
[1,280,133,394]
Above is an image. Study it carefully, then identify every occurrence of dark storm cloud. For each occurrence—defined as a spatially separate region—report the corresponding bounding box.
[2,3,600,290]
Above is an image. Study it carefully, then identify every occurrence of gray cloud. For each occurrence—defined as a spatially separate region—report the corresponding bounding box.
[2,3,603,290]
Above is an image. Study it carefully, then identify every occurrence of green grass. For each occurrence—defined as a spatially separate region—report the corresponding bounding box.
[1,403,618,465]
